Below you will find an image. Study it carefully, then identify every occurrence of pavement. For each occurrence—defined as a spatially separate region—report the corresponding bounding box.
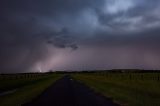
[24,75,119,106]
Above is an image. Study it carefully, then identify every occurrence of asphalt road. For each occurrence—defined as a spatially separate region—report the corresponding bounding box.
[24,75,119,106]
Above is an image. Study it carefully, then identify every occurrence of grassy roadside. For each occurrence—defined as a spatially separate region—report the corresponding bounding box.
[0,75,50,93]
[72,73,160,106]
[0,74,63,106]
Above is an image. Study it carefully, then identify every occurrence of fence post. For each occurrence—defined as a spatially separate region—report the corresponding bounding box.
[141,75,143,80]
[129,74,132,80]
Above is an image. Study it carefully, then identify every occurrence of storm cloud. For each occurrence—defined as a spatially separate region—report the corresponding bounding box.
[0,0,160,73]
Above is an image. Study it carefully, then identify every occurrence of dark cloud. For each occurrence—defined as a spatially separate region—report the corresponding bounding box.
[0,0,160,73]
[47,28,78,50]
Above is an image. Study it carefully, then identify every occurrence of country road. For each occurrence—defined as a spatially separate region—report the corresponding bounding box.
[24,75,119,106]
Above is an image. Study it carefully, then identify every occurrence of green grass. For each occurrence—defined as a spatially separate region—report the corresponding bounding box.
[0,75,48,92]
[73,73,160,106]
[0,74,63,106]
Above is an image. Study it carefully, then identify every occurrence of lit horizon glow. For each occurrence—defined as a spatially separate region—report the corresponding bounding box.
[0,0,160,73]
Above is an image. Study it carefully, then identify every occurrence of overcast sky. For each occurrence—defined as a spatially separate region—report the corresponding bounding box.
[0,0,160,73]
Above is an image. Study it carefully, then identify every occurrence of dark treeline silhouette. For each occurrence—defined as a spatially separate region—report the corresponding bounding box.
[51,69,160,74]
[0,69,160,75]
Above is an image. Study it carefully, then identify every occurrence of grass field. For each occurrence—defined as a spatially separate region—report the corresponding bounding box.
[73,72,160,106]
[0,73,63,106]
